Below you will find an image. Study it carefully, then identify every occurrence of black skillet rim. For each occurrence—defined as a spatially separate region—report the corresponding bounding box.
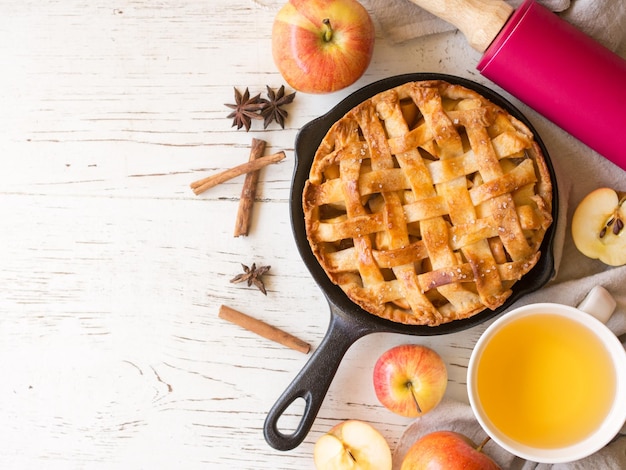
[290,73,559,336]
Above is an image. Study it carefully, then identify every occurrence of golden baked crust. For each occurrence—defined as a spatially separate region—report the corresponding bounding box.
[303,80,553,326]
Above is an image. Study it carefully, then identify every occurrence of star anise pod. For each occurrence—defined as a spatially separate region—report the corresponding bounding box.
[259,85,296,129]
[230,263,271,295]
[225,87,265,132]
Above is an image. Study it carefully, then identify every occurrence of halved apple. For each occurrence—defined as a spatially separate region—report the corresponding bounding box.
[571,187,626,266]
[313,420,392,470]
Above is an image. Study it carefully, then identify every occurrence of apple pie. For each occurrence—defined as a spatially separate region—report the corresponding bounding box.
[303,80,553,326]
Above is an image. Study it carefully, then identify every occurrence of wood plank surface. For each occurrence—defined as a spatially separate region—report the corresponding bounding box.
[1,1,624,468]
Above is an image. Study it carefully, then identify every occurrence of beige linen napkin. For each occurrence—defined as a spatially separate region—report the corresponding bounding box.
[367,0,626,52]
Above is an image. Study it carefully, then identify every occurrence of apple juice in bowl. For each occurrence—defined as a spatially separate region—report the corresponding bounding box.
[476,313,615,447]
[467,287,626,463]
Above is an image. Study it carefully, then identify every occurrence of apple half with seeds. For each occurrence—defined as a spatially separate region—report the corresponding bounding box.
[313,420,392,470]
[571,188,626,266]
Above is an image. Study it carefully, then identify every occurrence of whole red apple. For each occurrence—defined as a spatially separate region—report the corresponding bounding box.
[373,344,447,418]
[272,0,375,94]
[401,431,501,470]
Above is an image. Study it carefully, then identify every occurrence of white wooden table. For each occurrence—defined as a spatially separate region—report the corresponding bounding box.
[1,1,624,468]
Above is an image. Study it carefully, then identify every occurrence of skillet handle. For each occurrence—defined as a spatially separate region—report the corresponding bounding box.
[263,306,368,451]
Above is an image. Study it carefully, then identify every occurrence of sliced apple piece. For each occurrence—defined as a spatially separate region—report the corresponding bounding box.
[313,420,392,470]
[571,188,626,266]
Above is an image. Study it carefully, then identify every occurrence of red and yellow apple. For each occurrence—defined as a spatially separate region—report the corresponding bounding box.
[313,419,392,470]
[373,344,447,418]
[571,187,626,266]
[272,0,375,94]
[400,431,501,470]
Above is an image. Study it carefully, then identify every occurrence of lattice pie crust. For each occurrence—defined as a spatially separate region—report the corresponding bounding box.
[303,80,553,326]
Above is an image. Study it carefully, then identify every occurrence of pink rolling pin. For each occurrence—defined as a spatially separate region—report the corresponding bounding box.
[409,0,626,172]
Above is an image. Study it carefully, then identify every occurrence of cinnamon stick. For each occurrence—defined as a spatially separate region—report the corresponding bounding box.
[218,305,310,354]
[190,151,285,195]
[234,138,266,237]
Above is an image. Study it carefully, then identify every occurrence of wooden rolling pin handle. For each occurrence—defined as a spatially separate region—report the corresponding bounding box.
[408,0,514,52]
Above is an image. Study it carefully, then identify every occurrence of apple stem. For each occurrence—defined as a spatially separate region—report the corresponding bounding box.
[407,383,423,414]
[322,18,333,42]
[476,435,491,453]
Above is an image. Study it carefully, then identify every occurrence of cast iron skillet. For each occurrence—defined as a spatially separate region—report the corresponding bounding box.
[264,73,559,451]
